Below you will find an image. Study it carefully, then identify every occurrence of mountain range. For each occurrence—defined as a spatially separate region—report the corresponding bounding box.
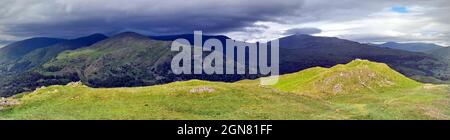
[0,32,449,97]
[376,42,443,52]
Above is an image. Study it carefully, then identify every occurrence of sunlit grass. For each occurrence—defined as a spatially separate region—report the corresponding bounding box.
[1,60,448,120]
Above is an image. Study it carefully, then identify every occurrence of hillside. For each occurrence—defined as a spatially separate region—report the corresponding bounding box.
[1,60,449,120]
[0,37,66,73]
[377,42,443,52]
[272,59,420,96]
[0,37,66,63]
[0,34,108,97]
[39,32,175,87]
[9,34,108,72]
[427,47,450,61]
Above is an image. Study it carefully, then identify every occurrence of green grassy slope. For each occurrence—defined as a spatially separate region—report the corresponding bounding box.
[272,59,420,96]
[0,60,449,120]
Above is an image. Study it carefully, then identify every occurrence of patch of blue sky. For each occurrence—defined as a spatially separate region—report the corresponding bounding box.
[391,6,408,13]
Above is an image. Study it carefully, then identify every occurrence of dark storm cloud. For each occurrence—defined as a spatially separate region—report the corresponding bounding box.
[1,0,450,45]
[283,28,322,35]
[0,0,304,38]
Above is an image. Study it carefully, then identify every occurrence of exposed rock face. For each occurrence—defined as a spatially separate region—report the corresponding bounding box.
[66,81,85,87]
[0,97,19,111]
[189,86,216,94]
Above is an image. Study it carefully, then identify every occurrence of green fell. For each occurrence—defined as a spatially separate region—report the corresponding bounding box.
[272,59,420,96]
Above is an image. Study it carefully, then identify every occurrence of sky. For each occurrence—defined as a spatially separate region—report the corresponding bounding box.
[0,0,449,47]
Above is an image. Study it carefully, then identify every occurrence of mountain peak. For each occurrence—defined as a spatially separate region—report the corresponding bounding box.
[70,33,108,42]
[279,34,361,49]
[283,34,313,38]
[148,34,231,43]
[85,33,108,38]
[346,59,386,67]
[113,32,148,39]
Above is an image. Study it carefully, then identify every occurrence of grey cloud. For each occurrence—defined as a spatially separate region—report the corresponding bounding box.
[0,0,449,45]
[337,33,450,46]
[0,0,304,38]
[283,27,322,35]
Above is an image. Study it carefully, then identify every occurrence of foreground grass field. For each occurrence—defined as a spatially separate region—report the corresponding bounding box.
[0,60,449,120]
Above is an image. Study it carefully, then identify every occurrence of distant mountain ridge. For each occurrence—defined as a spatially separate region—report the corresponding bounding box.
[0,32,449,97]
[149,34,230,44]
[377,42,443,52]
[0,37,67,75]
[0,37,66,64]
